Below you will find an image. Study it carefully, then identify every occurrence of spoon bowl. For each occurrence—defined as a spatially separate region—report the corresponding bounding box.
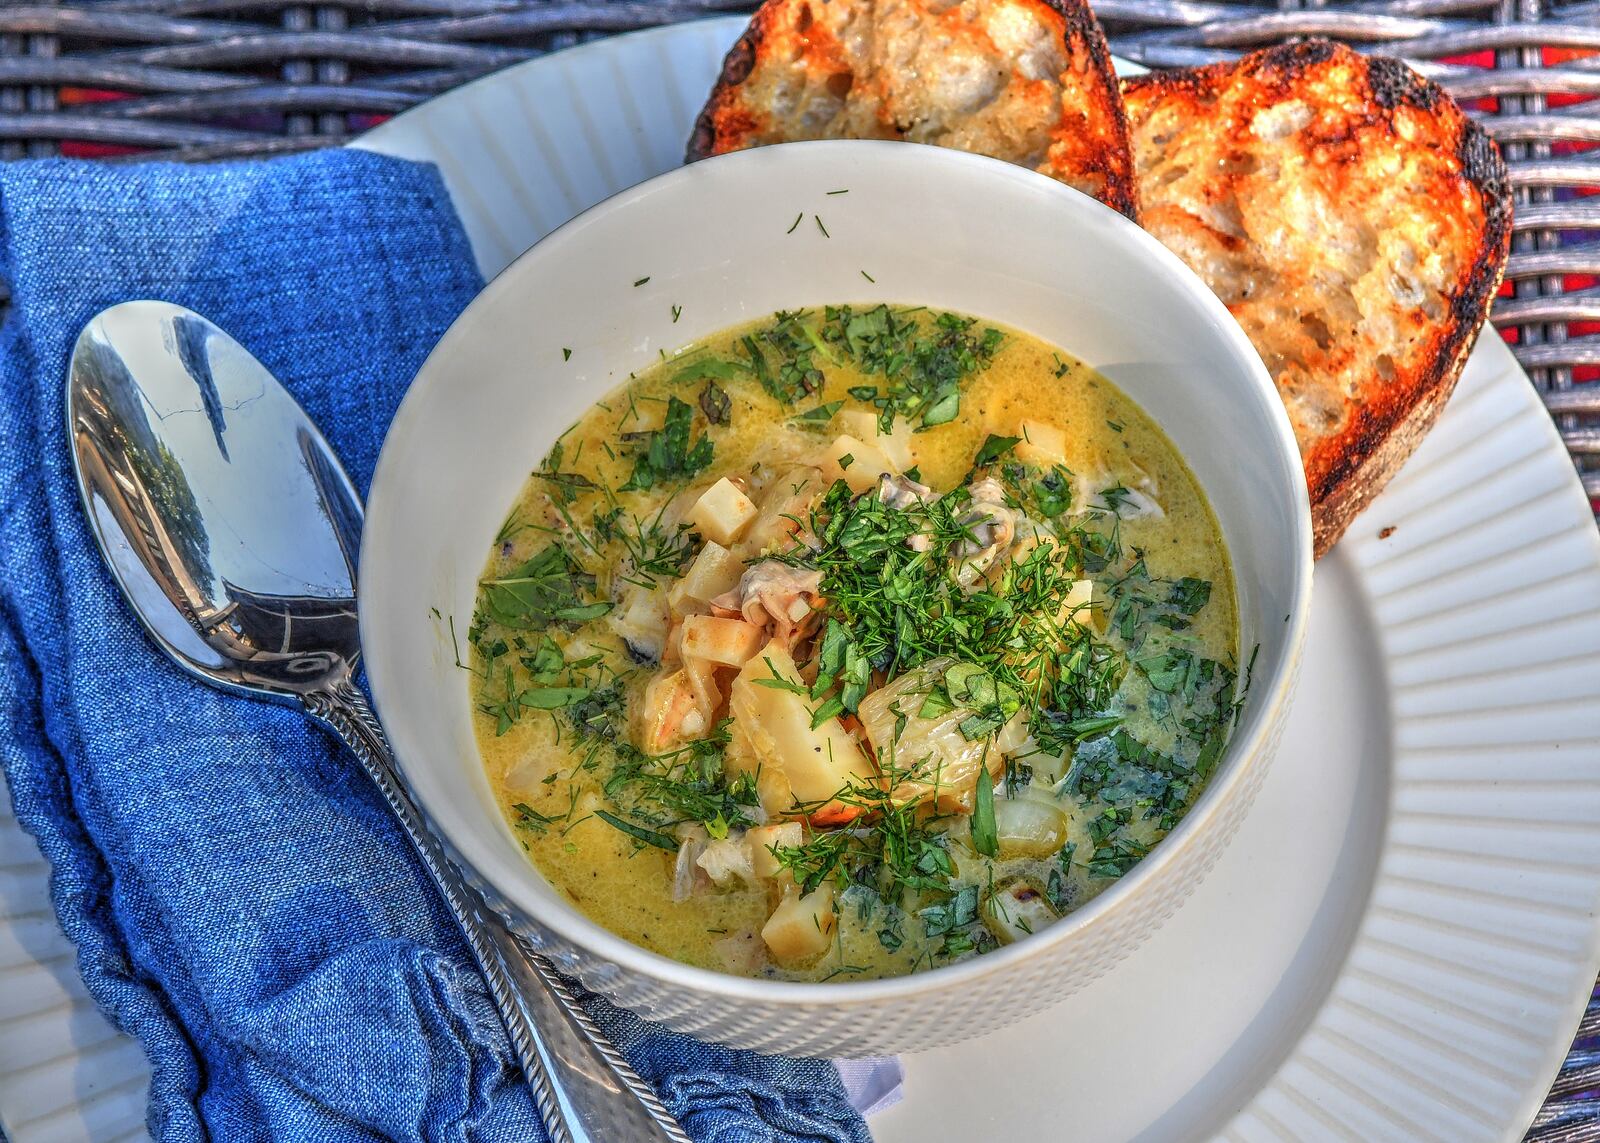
[70,300,362,698]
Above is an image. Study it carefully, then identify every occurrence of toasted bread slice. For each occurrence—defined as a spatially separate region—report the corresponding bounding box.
[1124,41,1512,556]
[687,0,1138,218]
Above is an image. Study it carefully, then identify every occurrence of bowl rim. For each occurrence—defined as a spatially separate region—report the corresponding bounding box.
[361,139,1314,1007]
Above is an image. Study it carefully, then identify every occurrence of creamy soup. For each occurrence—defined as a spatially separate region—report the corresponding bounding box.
[468,306,1241,982]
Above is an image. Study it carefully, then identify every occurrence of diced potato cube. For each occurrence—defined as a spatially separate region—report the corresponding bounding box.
[669,542,743,616]
[699,821,805,887]
[836,408,874,440]
[681,615,766,667]
[686,478,758,546]
[761,882,837,964]
[816,434,898,494]
[1015,419,1069,467]
[991,795,1069,859]
[747,822,803,879]
[608,584,668,660]
[725,718,795,819]
[981,879,1059,946]
[1059,579,1104,633]
[838,409,914,469]
[729,639,875,819]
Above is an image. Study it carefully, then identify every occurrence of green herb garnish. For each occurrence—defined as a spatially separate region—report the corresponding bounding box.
[619,396,713,492]
[791,400,843,426]
[974,434,1021,467]
[511,802,554,834]
[672,358,740,384]
[479,545,610,631]
[594,810,678,851]
[971,769,998,857]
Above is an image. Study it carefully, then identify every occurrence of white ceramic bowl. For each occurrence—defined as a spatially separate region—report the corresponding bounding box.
[362,141,1312,1058]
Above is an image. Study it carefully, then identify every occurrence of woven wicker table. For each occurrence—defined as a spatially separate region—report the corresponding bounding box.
[3,0,1597,1138]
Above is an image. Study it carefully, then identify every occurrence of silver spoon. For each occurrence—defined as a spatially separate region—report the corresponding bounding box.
[67,300,689,1143]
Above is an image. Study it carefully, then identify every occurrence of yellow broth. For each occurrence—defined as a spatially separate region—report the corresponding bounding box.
[469,307,1238,982]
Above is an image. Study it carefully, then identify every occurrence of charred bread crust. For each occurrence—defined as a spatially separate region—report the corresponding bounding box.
[1041,0,1137,218]
[686,0,1138,219]
[686,10,768,164]
[1125,41,1512,557]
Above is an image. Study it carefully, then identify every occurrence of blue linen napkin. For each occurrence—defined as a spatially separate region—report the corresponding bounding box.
[0,151,872,1143]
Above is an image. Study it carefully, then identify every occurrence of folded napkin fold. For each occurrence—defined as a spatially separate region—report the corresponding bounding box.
[0,151,879,1142]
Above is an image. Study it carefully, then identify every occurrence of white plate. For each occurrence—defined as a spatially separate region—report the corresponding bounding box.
[5,16,1600,1142]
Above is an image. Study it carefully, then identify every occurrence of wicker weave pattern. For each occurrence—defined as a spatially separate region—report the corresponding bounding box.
[0,1,754,160]
[2,1,1598,1138]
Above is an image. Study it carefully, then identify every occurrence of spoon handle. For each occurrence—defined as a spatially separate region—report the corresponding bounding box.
[302,679,690,1143]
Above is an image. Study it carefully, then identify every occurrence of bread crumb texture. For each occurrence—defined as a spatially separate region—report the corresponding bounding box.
[1125,41,1511,555]
[689,0,1138,218]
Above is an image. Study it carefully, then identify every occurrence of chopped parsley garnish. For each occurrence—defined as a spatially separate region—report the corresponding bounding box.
[735,305,1000,429]
[568,683,626,740]
[784,477,1120,743]
[478,544,611,631]
[672,358,740,385]
[1100,485,1133,514]
[819,305,1003,428]
[1168,576,1213,616]
[790,400,843,426]
[740,315,829,404]
[973,434,1020,467]
[618,396,713,492]
[602,730,760,839]
[774,778,956,902]
[971,768,998,857]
